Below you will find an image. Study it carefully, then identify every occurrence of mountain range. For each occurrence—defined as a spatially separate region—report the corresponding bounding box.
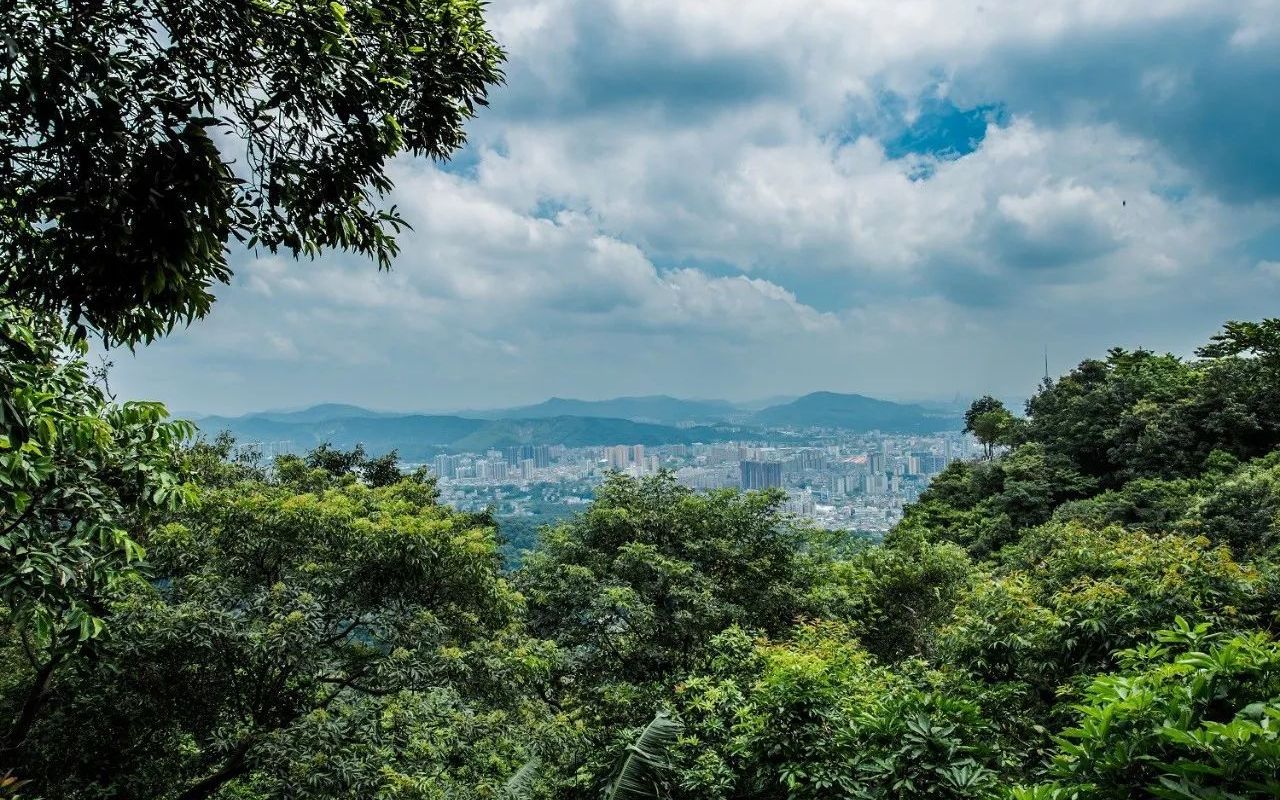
[194,392,961,458]
[459,395,740,425]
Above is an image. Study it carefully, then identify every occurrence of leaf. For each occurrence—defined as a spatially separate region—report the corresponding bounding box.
[501,757,540,800]
[605,712,684,800]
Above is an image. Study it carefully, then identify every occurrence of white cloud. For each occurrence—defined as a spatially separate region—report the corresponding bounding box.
[110,0,1280,414]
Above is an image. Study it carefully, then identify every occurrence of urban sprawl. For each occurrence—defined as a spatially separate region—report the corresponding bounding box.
[412,431,974,534]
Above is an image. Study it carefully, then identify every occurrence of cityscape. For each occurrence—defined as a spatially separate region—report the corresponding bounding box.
[414,430,973,534]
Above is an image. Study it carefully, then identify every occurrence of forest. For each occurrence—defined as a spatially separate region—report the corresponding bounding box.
[4,1,1280,798]
[6,304,1280,799]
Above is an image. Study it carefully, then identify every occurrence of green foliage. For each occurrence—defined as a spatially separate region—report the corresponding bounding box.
[2,0,504,343]
[942,523,1269,688]
[820,531,975,661]
[517,472,830,689]
[1052,476,1200,534]
[965,396,1022,459]
[898,445,1094,558]
[11,314,1280,799]
[1018,621,1280,799]
[1025,349,1202,484]
[667,623,1004,800]
[603,712,684,800]
[0,304,193,764]
[4,464,557,799]
[1191,453,1280,556]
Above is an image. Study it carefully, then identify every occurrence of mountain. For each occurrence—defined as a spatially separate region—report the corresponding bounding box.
[450,416,734,450]
[194,409,738,460]
[464,395,737,425]
[195,391,962,458]
[751,392,961,432]
[732,394,799,411]
[244,403,399,424]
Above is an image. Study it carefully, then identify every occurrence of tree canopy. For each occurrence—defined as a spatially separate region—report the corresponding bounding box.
[9,271,1280,800]
[1,0,504,343]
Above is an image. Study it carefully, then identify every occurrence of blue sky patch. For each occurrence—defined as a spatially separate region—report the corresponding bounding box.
[882,98,1006,161]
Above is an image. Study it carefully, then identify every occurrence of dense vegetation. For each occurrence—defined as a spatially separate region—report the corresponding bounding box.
[5,307,1280,798]
[4,3,1280,797]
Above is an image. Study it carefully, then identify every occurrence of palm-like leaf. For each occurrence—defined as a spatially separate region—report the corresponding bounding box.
[604,712,684,800]
[502,757,541,800]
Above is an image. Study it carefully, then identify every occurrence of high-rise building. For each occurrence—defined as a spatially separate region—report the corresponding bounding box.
[828,475,848,497]
[505,444,549,467]
[607,445,630,471]
[520,458,535,480]
[862,472,888,494]
[790,449,824,471]
[631,444,645,466]
[533,445,551,468]
[740,460,782,490]
[433,454,461,480]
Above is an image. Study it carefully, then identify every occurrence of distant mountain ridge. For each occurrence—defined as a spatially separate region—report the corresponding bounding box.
[751,391,960,432]
[194,408,740,460]
[462,395,738,425]
[195,391,960,457]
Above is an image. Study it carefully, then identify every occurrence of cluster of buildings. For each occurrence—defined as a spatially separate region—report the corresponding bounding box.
[420,431,972,534]
[433,444,558,482]
[231,429,972,534]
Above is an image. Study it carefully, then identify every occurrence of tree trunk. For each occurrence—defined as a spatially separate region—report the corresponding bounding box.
[174,740,252,800]
[0,653,64,764]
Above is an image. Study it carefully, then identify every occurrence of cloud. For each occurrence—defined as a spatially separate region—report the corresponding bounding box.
[109,0,1280,415]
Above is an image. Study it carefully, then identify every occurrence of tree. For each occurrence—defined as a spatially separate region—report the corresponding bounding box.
[963,396,1005,437]
[964,397,1016,459]
[667,623,1005,800]
[359,448,404,487]
[5,469,557,799]
[1015,622,1280,800]
[0,304,193,766]
[1023,349,1200,484]
[938,522,1271,693]
[516,473,831,692]
[304,441,368,477]
[1,0,505,343]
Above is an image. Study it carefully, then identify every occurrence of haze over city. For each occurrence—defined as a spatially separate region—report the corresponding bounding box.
[107,0,1280,416]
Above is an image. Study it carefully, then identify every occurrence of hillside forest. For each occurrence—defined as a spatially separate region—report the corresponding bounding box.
[7,304,1280,799]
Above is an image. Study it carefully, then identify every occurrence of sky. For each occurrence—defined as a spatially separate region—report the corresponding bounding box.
[112,0,1280,416]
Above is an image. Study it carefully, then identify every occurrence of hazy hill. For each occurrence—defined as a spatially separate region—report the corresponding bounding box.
[451,416,734,450]
[228,403,398,424]
[194,391,961,459]
[194,406,736,460]
[465,395,737,424]
[751,391,961,432]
